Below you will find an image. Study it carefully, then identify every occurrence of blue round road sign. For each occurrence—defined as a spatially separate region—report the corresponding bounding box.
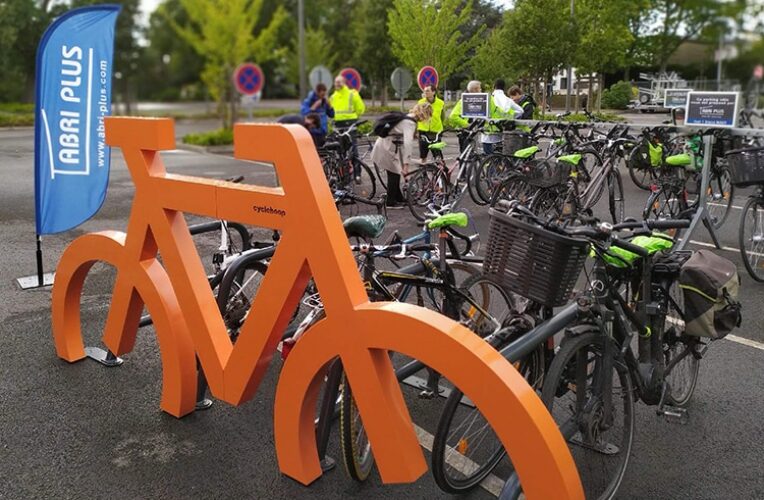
[340,67,362,91]
[234,63,264,95]
[417,66,439,90]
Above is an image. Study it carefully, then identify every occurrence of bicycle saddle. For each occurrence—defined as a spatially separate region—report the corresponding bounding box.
[427,141,447,151]
[427,212,468,230]
[558,153,583,165]
[321,141,342,151]
[665,153,692,167]
[343,215,387,239]
[513,145,539,159]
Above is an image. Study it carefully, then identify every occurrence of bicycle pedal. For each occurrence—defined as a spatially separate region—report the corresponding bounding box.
[657,405,689,425]
[418,389,436,400]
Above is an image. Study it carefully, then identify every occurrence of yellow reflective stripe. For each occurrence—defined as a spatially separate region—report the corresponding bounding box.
[679,284,719,303]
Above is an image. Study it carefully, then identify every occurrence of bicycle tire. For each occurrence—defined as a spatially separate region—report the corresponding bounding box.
[475,155,509,206]
[643,182,688,238]
[431,341,543,494]
[739,196,764,282]
[661,280,701,407]
[406,165,450,222]
[351,159,377,201]
[607,169,625,224]
[705,165,734,230]
[220,260,269,341]
[541,329,634,500]
[339,372,374,481]
[627,164,656,191]
[466,157,488,206]
[373,162,388,190]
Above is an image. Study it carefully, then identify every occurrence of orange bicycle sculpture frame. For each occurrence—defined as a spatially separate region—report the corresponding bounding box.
[51,117,583,498]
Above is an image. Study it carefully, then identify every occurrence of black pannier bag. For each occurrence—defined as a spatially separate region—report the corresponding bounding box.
[372,112,415,138]
[679,250,741,339]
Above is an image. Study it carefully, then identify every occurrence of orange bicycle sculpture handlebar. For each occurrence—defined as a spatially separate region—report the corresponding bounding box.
[51,117,582,498]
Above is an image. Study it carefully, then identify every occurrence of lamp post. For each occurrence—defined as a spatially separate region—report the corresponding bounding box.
[298,0,306,99]
[565,0,575,113]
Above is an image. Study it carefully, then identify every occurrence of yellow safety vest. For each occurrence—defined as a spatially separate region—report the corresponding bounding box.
[417,97,445,133]
[330,86,365,121]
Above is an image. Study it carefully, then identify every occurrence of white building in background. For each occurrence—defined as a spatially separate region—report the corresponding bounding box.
[550,69,601,95]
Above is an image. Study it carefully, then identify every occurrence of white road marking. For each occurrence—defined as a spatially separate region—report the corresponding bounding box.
[726,334,764,351]
[414,423,504,497]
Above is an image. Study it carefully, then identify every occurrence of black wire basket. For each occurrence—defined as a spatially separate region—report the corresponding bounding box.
[484,208,589,307]
[726,147,764,187]
[525,159,571,188]
[502,131,531,155]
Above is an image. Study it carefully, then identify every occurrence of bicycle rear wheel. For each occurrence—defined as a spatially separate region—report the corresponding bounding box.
[351,159,377,201]
[607,169,625,223]
[662,280,700,407]
[431,343,543,494]
[541,329,634,500]
[406,165,450,222]
[628,164,656,191]
[739,196,764,282]
[705,165,734,230]
[339,372,374,481]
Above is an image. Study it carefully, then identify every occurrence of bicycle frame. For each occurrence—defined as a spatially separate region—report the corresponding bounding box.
[50,117,583,497]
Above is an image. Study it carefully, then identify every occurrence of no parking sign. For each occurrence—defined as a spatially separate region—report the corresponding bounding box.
[340,67,362,91]
[417,66,439,90]
[233,63,264,95]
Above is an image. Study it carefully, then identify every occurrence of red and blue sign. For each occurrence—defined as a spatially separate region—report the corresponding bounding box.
[417,66,439,90]
[340,67,362,91]
[233,63,264,95]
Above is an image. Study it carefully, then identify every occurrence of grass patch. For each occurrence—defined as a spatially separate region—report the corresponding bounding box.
[0,102,35,127]
[183,128,233,146]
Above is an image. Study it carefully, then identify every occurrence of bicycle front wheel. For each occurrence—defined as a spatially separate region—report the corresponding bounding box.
[739,196,764,282]
[339,372,374,481]
[352,159,377,201]
[541,329,634,500]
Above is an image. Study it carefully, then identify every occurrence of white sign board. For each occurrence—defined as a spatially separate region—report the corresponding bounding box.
[664,89,691,109]
[309,65,333,89]
[685,91,739,128]
[460,93,490,119]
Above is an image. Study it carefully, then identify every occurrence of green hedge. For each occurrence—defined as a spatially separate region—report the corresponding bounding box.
[0,103,34,114]
[183,128,233,146]
[601,81,633,110]
[561,111,625,123]
[0,112,34,127]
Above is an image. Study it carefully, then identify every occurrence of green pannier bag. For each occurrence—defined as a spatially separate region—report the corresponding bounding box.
[679,250,742,339]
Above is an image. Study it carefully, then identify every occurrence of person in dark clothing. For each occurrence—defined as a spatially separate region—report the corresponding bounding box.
[276,113,324,147]
[300,83,334,135]
[508,86,536,120]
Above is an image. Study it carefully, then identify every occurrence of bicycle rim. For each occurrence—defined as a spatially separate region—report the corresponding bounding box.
[662,281,700,407]
[541,330,634,500]
[431,346,543,494]
[739,197,764,282]
[339,374,375,481]
[706,166,733,230]
[221,261,268,341]
[406,166,448,222]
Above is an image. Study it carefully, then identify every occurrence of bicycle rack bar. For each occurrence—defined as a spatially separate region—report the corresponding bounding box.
[675,134,721,251]
[84,347,124,367]
[188,220,252,251]
[499,301,580,363]
[195,359,213,410]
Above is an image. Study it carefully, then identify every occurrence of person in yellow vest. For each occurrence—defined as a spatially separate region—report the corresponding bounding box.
[330,75,367,182]
[448,80,481,152]
[417,85,445,161]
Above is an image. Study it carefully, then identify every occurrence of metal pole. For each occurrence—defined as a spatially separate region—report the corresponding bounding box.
[716,31,723,91]
[298,0,306,99]
[565,0,575,113]
[35,235,43,287]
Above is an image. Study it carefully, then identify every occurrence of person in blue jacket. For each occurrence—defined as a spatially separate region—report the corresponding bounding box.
[301,83,334,144]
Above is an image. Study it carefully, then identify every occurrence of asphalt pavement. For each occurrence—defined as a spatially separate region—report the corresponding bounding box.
[1,117,763,500]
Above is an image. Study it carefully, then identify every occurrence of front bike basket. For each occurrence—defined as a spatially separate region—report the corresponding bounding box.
[525,159,571,188]
[726,146,764,187]
[484,208,588,307]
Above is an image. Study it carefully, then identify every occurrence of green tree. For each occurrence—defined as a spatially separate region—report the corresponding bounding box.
[139,0,205,101]
[352,0,397,104]
[168,0,288,128]
[574,0,635,110]
[284,27,338,95]
[387,0,483,87]
[643,0,747,72]
[493,0,577,110]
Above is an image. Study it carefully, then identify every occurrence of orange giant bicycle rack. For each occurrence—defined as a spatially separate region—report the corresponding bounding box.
[51,117,583,498]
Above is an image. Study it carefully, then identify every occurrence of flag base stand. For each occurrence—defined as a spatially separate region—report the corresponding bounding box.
[16,272,55,289]
[84,347,124,367]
